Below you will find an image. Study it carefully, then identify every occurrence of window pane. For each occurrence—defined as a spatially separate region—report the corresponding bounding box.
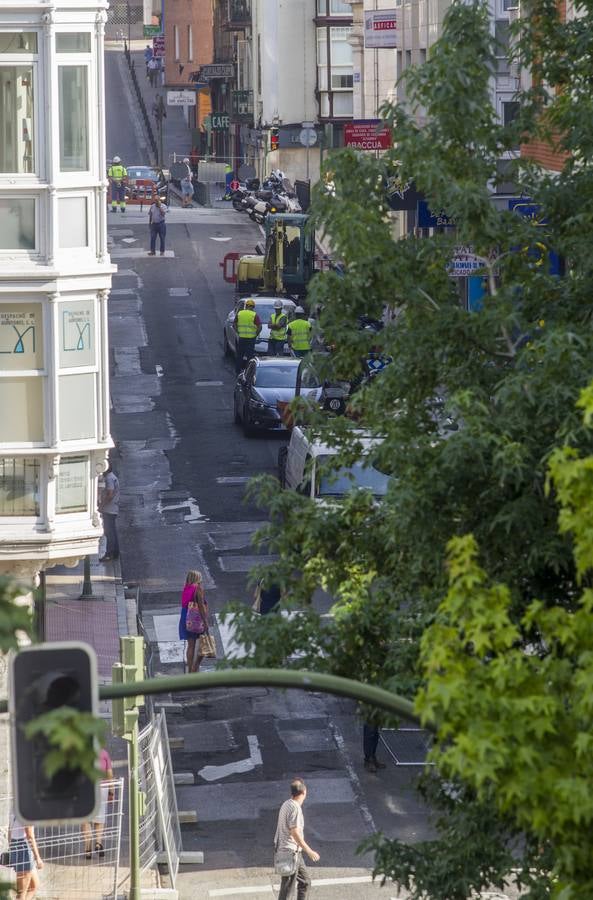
[0,458,39,516]
[330,0,351,12]
[58,197,88,247]
[318,65,328,90]
[317,29,328,64]
[56,456,88,513]
[59,373,95,439]
[333,91,353,116]
[0,198,35,250]
[320,92,330,117]
[56,33,91,52]
[317,0,327,13]
[0,33,37,53]
[59,299,95,368]
[0,379,44,442]
[0,66,34,173]
[502,100,520,126]
[59,66,89,171]
[330,27,353,65]
[0,303,43,370]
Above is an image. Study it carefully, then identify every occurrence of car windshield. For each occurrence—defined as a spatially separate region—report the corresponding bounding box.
[254,301,291,324]
[128,167,159,180]
[317,458,390,497]
[254,365,298,388]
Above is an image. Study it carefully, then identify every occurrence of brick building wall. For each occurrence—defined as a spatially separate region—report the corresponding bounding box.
[164,0,213,88]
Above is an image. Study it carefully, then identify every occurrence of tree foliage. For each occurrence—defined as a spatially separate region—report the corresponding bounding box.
[223,0,593,894]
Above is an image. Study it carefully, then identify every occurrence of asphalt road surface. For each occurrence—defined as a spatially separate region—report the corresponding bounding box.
[104,42,517,900]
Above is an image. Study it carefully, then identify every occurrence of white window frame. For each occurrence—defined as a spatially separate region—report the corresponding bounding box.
[0,191,41,259]
[56,191,94,257]
[0,37,39,179]
[174,25,180,61]
[187,24,193,62]
[56,59,92,175]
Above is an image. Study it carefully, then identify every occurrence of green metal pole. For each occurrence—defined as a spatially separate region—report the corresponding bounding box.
[127,709,141,900]
[0,668,422,723]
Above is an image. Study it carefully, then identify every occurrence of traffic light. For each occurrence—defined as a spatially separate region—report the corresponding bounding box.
[270,127,279,151]
[10,642,99,823]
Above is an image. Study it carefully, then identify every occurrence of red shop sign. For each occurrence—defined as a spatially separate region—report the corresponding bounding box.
[344,121,392,151]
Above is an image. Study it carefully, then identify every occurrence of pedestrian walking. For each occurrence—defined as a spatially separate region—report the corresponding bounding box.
[81,747,114,859]
[268,299,287,356]
[147,55,160,88]
[178,570,210,672]
[98,463,120,562]
[274,779,319,900]
[180,157,194,208]
[287,307,312,358]
[144,43,153,76]
[107,155,128,213]
[148,196,168,256]
[363,722,386,773]
[234,297,262,373]
[8,812,43,899]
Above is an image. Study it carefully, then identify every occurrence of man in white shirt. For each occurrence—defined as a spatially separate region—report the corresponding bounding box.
[274,779,319,900]
[148,197,168,256]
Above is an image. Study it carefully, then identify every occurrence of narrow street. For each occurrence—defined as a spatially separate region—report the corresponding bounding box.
[102,40,504,900]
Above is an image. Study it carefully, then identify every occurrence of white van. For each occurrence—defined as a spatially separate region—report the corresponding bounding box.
[278,426,390,501]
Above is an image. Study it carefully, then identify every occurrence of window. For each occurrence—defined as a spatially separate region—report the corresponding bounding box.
[187,25,193,61]
[0,458,40,516]
[317,25,353,118]
[58,197,88,248]
[0,198,35,250]
[419,48,427,65]
[59,66,89,170]
[405,49,412,69]
[495,20,511,74]
[317,0,352,13]
[0,66,35,173]
[0,33,37,53]
[174,25,180,61]
[56,33,91,52]
[59,373,96,440]
[56,456,88,513]
[502,99,520,126]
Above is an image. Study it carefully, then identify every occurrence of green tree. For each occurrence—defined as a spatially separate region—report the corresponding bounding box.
[225,0,593,894]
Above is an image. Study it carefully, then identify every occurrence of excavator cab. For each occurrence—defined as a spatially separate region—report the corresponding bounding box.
[263,214,314,297]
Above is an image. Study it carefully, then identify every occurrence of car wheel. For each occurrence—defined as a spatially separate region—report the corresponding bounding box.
[233,395,241,425]
[278,446,288,487]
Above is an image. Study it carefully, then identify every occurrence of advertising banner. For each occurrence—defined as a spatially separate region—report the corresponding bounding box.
[344,120,392,151]
[364,10,398,49]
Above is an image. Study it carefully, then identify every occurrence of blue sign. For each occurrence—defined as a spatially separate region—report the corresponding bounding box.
[508,197,562,276]
[417,200,455,229]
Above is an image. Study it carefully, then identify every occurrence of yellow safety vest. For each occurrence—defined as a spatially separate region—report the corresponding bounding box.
[108,165,127,182]
[288,318,311,351]
[269,311,287,341]
[237,308,258,339]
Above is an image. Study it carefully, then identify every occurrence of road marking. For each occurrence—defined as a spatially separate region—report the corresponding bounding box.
[121,237,137,244]
[216,614,246,660]
[195,380,224,387]
[210,236,232,242]
[156,364,164,377]
[217,554,277,572]
[198,735,262,782]
[215,476,251,484]
[209,875,376,897]
[329,721,376,834]
[158,496,207,523]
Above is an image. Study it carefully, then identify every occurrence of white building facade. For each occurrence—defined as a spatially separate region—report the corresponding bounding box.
[0,1,114,577]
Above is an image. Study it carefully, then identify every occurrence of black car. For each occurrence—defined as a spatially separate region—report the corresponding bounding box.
[233,357,320,436]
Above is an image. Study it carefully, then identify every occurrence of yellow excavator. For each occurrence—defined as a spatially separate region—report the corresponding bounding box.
[235,213,315,298]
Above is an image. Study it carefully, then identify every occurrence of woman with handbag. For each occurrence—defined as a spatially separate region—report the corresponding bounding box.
[178,570,215,672]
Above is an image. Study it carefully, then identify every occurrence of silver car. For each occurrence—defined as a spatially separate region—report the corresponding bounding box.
[223,297,296,357]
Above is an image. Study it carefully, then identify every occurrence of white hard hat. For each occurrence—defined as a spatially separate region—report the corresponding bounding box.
[274,299,283,309]
[113,156,121,163]
[183,157,190,163]
[294,306,305,315]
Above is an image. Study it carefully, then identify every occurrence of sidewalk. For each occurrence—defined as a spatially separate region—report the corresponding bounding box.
[125,39,193,167]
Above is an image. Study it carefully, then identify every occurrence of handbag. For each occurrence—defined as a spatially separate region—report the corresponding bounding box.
[186,586,207,634]
[198,632,216,658]
[274,847,297,876]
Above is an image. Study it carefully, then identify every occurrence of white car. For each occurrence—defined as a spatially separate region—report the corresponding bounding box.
[223,297,297,357]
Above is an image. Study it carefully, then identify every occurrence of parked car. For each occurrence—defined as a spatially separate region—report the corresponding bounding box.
[223,297,297,357]
[278,426,390,501]
[125,165,169,203]
[233,357,321,436]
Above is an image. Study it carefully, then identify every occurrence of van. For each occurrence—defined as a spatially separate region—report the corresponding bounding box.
[278,426,390,501]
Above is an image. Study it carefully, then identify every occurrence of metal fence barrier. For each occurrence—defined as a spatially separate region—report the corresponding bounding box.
[0,779,124,900]
[123,44,159,164]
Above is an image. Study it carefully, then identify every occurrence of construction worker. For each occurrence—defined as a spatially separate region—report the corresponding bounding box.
[234,298,262,374]
[108,156,128,213]
[268,299,287,356]
[287,306,312,358]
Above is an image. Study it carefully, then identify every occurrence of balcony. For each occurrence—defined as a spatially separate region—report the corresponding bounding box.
[232,89,254,120]
[223,0,251,29]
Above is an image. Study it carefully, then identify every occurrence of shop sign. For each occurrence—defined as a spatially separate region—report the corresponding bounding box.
[211,113,231,130]
[344,120,392,150]
[417,200,455,228]
[448,246,488,277]
[167,91,196,106]
[385,176,423,211]
[200,64,234,80]
[152,36,165,58]
[364,10,398,49]
[144,24,161,37]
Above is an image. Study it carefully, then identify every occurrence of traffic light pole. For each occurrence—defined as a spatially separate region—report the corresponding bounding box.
[128,709,141,900]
